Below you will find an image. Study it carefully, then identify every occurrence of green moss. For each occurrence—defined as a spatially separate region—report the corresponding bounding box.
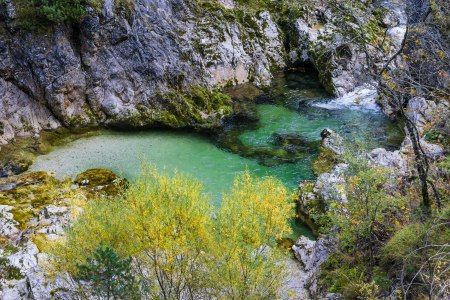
[0,257,23,280]
[0,172,61,229]
[32,233,50,252]
[312,147,339,175]
[2,244,19,256]
[75,169,119,186]
[147,86,233,130]
[425,129,450,148]
[75,169,128,197]
[0,168,127,229]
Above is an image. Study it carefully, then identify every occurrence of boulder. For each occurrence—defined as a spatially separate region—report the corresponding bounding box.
[314,163,348,203]
[75,168,119,186]
[368,148,408,175]
[0,241,38,299]
[35,205,71,240]
[320,128,344,155]
[74,168,127,196]
[405,97,438,136]
[292,236,337,299]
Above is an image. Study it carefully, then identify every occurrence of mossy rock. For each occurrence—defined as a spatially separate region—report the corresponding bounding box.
[75,169,119,186]
[0,257,23,280]
[0,137,37,177]
[0,171,63,230]
[276,237,295,251]
[143,86,233,131]
[75,169,128,197]
[312,147,338,175]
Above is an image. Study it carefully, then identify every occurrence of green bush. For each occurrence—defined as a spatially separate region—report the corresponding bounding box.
[380,208,450,298]
[13,0,134,29]
[76,246,139,300]
[14,0,87,26]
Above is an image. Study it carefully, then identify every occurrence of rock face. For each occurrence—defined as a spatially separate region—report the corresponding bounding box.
[0,169,124,299]
[402,97,448,160]
[0,0,410,145]
[0,1,286,143]
[0,78,61,145]
[292,236,338,299]
[289,0,407,96]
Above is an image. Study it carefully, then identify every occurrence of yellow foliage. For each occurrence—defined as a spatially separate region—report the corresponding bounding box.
[48,168,295,298]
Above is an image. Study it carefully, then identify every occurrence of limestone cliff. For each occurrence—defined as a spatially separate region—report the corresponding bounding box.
[0,0,407,146]
[0,0,287,144]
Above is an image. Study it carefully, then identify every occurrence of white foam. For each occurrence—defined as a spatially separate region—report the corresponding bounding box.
[311,84,380,111]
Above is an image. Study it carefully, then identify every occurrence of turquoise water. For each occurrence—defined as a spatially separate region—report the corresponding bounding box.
[31,130,307,203]
[30,72,404,239]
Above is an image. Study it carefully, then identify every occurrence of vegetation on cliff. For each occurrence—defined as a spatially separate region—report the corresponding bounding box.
[12,0,133,27]
[304,143,450,299]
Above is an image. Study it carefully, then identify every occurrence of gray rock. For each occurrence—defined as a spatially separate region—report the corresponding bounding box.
[292,236,336,299]
[401,136,445,161]
[320,128,344,155]
[0,205,20,237]
[290,1,407,97]
[0,241,38,299]
[217,0,235,9]
[35,205,71,239]
[368,148,408,175]
[0,78,60,145]
[0,2,287,143]
[401,97,447,160]
[314,163,348,203]
[405,97,437,136]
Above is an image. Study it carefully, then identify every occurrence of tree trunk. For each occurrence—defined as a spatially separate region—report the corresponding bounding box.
[404,119,430,213]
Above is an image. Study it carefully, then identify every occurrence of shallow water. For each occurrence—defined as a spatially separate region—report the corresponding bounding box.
[30,72,404,240]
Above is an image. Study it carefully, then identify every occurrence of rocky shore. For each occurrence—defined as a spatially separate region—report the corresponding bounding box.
[0,0,448,298]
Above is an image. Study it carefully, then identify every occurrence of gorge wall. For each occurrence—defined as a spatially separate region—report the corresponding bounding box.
[0,0,406,145]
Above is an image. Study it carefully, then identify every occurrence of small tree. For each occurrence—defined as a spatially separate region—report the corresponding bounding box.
[213,172,295,299]
[76,246,139,300]
[50,168,295,299]
[319,155,409,298]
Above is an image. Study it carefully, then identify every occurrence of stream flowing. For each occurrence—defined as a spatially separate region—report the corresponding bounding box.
[30,72,404,239]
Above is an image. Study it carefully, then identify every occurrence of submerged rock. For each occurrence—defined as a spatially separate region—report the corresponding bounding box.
[225,83,263,122]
